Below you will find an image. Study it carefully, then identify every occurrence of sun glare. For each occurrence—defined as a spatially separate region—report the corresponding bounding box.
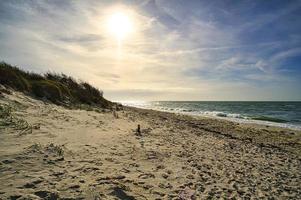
[107,12,133,41]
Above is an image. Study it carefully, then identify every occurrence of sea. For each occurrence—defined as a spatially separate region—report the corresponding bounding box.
[121,101,301,130]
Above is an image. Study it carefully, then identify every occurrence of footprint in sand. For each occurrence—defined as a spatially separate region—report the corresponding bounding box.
[1,159,16,164]
[138,173,155,179]
[109,187,136,200]
[18,179,44,189]
[33,190,59,199]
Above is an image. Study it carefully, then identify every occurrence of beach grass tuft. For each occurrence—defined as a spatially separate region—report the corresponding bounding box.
[0,103,32,135]
[28,143,65,157]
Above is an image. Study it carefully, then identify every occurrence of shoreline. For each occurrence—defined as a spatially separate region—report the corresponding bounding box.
[1,92,301,199]
[121,103,301,131]
[124,106,301,156]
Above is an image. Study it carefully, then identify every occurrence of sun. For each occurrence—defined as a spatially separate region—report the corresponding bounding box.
[107,12,133,41]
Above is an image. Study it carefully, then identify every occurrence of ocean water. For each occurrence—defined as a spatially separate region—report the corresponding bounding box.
[122,101,301,130]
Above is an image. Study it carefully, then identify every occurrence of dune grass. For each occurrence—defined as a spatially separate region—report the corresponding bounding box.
[0,104,32,135]
[0,62,112,108]
[29,143,65,157]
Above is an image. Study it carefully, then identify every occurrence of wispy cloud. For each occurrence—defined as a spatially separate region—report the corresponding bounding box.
[0,0,300,100]
[140,0,180,29]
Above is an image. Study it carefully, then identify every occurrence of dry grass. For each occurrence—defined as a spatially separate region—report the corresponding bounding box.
[0,104,32,135]
[0,62,113,108]
[28,143,65,157]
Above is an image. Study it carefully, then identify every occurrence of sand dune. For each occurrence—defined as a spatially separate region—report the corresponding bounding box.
[0,91,300,199]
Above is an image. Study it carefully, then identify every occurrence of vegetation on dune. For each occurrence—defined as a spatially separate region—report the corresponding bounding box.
[28,143,65,157]
[0,104,32,135]
[0,62,113,108]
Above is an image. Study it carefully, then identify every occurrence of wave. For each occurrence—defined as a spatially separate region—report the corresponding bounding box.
[189,111,300,130]
[250,116,288,123]
[200,111,245,119]
[202,112,288,123]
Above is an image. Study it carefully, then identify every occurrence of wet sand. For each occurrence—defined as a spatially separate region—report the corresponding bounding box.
[0,91,300,199]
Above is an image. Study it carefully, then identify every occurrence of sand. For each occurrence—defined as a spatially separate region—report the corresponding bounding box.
[0,91,300,199]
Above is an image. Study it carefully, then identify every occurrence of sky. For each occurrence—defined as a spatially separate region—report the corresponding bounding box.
[0,0,301,101]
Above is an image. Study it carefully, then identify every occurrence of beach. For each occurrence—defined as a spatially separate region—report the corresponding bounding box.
[0,91,300,199]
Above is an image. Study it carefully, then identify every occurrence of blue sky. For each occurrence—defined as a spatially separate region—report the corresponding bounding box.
[0,0,300,100]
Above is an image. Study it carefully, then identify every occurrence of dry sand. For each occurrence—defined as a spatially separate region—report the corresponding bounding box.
[0,91,300,199]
